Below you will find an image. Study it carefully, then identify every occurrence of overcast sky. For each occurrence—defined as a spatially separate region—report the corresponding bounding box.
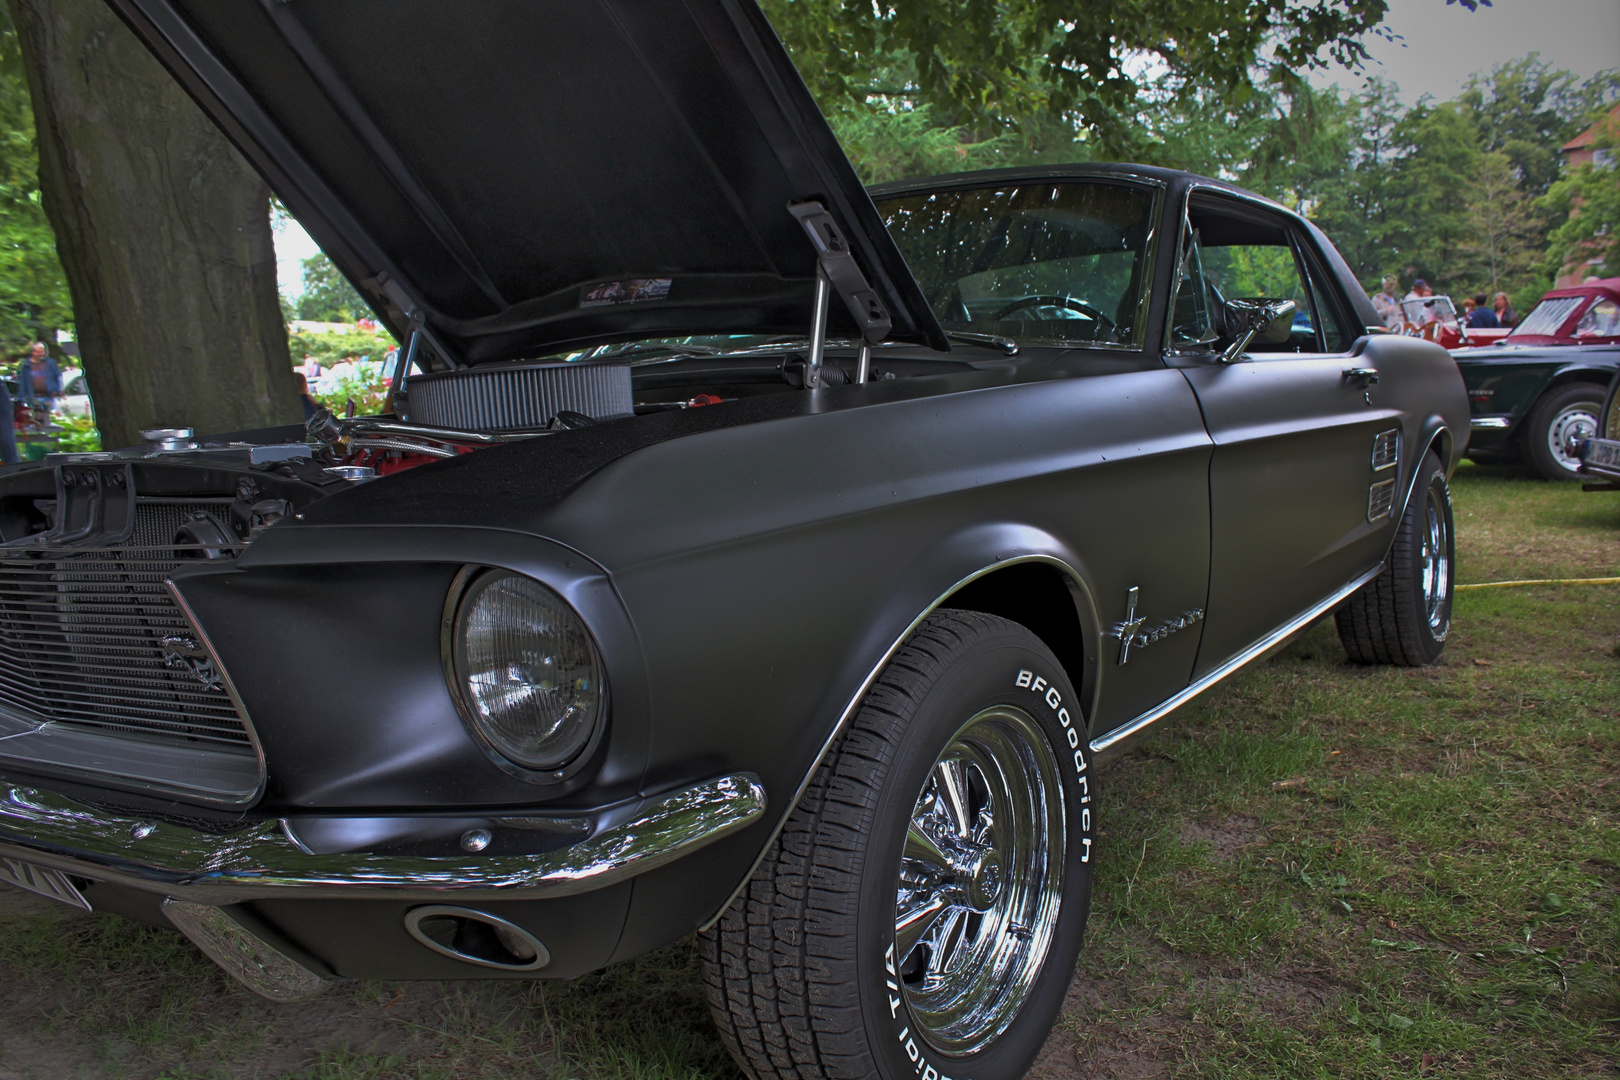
[1311,0,1620,104]
[274,0,1620,298]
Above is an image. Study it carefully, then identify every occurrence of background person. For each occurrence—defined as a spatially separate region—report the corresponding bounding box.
[16,342,59,411]
[1467,293,1500,329]
[1403,279,1441,336]
[1371,275,1403,329]
[1493,292,1517,327]
[292,372,320,420]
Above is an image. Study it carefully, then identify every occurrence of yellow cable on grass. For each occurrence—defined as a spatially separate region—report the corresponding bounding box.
[1455,577,1620,591]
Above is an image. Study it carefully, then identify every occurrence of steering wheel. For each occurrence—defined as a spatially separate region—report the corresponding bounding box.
[991,295,1116,338]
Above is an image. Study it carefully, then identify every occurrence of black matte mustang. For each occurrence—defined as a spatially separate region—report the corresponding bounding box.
[0,1,1467,1076]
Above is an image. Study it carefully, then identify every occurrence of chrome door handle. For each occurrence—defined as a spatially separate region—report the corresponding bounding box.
[1342,367,1379,386]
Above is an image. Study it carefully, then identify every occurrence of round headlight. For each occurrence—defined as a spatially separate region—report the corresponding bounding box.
[451,570,603,771]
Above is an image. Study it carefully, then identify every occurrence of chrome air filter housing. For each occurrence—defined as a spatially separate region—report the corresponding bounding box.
[406,360,634,432]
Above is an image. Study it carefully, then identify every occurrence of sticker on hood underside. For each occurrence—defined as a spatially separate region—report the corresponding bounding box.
[580,278,672,308]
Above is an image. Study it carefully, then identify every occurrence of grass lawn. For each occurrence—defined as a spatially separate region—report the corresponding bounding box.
[0,461,1615,1079]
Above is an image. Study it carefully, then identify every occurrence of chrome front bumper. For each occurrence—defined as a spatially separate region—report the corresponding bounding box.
[0,773,766,905]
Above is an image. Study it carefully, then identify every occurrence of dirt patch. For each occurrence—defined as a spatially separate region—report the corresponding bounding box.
[1180,816,1263,861]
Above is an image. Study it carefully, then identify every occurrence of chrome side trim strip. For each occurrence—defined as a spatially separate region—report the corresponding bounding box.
[162,899,330,1002]
[1470,417,1511,430]
[0,773,764,903]
[1088,564,1383,755]
[701,553,1097,932]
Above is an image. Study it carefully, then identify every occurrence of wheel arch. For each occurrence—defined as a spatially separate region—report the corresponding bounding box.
[1541,364,1618,395]
[698,526,1102,931]
[944,561,1094,723]
[1390,420,1457,552]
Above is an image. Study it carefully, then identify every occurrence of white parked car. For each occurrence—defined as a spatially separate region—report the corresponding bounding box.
[57,368,95,421]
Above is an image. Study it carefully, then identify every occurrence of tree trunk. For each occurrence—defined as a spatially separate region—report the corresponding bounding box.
[10,0,300,450]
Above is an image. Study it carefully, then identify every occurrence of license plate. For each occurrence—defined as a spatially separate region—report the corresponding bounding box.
[1587,438,1620,468]
[0,856,92,911]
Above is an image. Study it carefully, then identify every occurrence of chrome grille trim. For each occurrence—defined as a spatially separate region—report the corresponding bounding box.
[0,502,265,806]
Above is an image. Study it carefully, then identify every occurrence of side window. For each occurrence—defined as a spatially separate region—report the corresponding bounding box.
[1196,240,1313,355]
[1172,196,1353,357]
[1575,298,1620,338]
[1300,248,1356,353]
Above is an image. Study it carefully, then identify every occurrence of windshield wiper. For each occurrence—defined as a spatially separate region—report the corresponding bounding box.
[589,341,725,360]
[946,331,1019,356]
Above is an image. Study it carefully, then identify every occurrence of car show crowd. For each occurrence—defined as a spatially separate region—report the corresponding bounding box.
[1369,274,1519,337]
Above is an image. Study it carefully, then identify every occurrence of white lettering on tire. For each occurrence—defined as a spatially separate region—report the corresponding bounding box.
[1016,669,1091,862]
[885,943,963,1080]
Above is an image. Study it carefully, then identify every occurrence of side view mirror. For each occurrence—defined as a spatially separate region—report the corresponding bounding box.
[1220,298,1297,363]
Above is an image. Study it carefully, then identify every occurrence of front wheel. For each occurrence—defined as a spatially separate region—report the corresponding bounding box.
[1522,383,1604,481]
[1336,450,1454,666]
[702,611,1093,1080]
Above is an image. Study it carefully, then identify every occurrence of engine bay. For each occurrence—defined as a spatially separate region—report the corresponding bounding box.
[0,341,1000,551]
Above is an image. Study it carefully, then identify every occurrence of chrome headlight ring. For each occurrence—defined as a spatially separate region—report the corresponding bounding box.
[441,565,609,784]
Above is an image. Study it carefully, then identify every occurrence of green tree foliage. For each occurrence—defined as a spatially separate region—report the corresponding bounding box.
[295,252,368,322]
[759,0,1429,159]
[1456,151,1542,295]
[0,7,70,356]
[1459,56,1620,198]
[1307,64,1617,306]
[1538,117,1620,282]
[287,327,395,369]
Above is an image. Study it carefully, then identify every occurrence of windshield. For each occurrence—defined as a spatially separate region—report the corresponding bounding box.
[1509,296,1584,338]
[874,181,1157,347]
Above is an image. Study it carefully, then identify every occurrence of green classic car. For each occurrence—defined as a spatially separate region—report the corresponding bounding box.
[1453,279,1620,480]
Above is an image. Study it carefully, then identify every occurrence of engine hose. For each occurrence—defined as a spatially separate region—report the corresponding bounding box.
[1455,576,1620,591]
[348,436,458,459]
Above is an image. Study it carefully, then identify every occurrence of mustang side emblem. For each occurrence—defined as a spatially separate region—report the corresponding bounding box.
[160,635,222,690]
[1109,586,1204,665]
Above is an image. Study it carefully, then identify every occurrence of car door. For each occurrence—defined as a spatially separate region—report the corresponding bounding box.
[1165,192,1401,677]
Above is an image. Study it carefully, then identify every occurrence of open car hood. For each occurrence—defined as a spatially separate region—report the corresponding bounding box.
[107,0,946,362]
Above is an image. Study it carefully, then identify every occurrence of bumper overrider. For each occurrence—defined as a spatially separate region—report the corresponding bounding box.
[0,773,765,1001]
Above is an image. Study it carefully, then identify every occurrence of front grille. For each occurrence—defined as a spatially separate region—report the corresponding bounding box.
[0,502,248,747]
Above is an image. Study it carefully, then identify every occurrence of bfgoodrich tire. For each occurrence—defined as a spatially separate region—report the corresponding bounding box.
[1522,383,1604,481]
[701,610,1094,1080]
[1336,451,1454,666]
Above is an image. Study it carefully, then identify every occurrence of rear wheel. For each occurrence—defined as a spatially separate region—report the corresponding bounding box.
[1522,383,1604,481]
[1336,451,1454,666]
[701,611,1093,1080]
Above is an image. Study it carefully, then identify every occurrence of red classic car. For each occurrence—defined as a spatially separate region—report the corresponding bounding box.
[1445,279,1620,350]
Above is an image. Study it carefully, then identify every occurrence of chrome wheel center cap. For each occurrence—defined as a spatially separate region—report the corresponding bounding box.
[963,850,1002,911]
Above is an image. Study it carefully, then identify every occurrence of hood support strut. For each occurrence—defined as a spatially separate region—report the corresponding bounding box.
[790,201,892,390]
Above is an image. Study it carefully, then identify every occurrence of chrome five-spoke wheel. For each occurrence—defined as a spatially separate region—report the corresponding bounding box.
[703,611,1094,1080]
[894,705,1066,1054]
[1419,483,1451,632]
